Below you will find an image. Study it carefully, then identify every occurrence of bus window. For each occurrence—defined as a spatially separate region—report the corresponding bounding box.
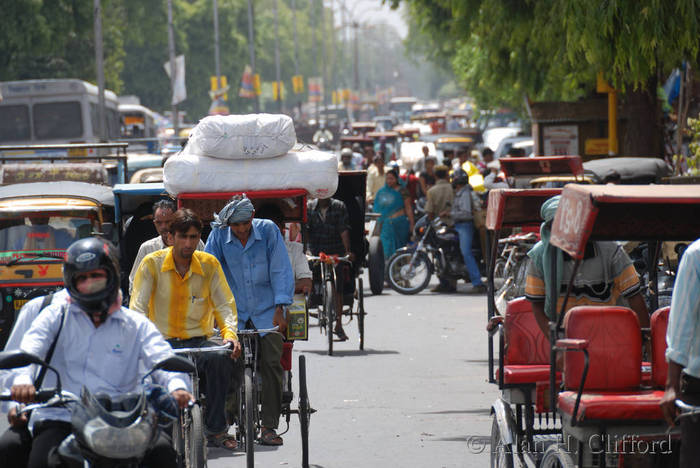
[33,101,83,140]
[0,105,30,142]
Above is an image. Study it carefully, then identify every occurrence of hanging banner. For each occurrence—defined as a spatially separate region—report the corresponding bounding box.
[272,81,286,101]
[163,55,187,105]
[210,76,229,101]
[239,65,256,98]
[253,74,261,96]
[292,75,304,94]
[308,77,322,103]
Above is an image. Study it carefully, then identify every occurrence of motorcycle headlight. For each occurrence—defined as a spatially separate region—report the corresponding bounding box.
[82,413,156,459]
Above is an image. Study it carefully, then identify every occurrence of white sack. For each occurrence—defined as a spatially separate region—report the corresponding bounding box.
[186,114,296,159]
[164,149,338,199]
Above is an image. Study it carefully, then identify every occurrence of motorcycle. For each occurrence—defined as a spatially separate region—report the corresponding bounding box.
[386,215,482,295]
[0,350,194,468]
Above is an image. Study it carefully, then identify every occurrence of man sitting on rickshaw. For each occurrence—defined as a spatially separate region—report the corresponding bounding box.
[307,196,354,341]
[524,195,650,341]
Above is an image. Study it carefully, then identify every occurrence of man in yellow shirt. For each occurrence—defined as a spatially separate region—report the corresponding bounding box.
[130,209,241,450]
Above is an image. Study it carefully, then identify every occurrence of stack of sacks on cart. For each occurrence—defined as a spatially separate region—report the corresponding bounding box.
[164,114,338,198]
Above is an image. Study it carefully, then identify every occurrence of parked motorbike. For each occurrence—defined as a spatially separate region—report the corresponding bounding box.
[386,215,482,295]
[0,350,194,468]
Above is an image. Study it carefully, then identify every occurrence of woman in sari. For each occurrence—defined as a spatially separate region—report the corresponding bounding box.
[373,169,415,258]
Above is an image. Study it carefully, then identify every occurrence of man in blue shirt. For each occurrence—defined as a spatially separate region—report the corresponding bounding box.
[661,239,700,466]
[205,195,294,446]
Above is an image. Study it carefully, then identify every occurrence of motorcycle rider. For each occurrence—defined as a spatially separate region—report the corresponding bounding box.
[0,237,192,468]
[451,170,486,294]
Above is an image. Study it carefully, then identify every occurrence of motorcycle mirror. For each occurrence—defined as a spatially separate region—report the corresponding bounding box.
[0,350,47,370]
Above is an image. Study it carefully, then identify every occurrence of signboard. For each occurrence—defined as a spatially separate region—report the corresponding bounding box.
[585,138,609,155]
[543,125,579,156]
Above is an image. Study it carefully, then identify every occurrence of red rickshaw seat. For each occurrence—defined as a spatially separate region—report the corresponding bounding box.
[651,307,670,389]
[499,298,553,385]
[563,306,641,391]
[558,390,665,421]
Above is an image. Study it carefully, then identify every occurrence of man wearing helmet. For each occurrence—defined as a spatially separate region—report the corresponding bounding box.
[0,237,192,468]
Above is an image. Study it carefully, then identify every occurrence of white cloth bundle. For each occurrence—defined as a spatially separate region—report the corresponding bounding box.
[164,148,338,198]
[186,114,296,159]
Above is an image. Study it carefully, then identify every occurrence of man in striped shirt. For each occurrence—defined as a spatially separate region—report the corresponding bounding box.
[130,209,241,450]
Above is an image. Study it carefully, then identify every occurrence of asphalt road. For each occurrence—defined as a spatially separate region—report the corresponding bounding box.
[0,273,497,467]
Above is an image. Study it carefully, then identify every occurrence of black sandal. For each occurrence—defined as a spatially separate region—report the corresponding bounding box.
[260,428,283,446]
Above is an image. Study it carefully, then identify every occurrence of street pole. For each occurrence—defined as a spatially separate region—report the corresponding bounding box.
[312,0,319,123]
[320,0,328,109]
[292,0,299,77]
[329,0,336,100]
[94,0,107,140]
[246,0,260,112]
[213,0,221,85]
[274,0,282,112]
[167,0,179,136]
[353,21,359,93]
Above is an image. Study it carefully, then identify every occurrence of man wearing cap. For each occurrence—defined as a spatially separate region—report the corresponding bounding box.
[338,147,356,170]
[204,195,294,446]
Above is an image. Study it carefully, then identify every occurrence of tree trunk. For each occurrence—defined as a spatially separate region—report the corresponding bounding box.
[620,76,663,157]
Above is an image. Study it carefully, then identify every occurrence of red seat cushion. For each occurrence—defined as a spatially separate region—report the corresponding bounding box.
[651,307,670,388]
[504,298,549,365]
[558,390,665,422]
[563,306,641,391]
[501,365,551,384]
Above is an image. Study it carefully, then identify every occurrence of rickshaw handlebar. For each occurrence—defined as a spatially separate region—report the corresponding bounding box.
[306,254,351,265]
[172,343,233,354]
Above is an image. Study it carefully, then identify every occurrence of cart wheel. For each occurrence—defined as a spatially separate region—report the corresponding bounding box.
[324,280,335,356]
[188,402,207,468]
[490,417,513,468]
[298,355,311,468]
[357,277,365,350]
[244,367,255,468]
[540,443,574,468]
[172,412,185,468]
[368,236,385,295]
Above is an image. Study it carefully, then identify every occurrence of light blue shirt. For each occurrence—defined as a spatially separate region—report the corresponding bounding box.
[666,239,700,378]
[205,218,294,331]
[13,302,189,425]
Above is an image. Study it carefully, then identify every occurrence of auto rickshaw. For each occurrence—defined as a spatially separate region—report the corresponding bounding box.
[350,121,377,136]
[366,131,400,161]
[396,128,421,142]
[0,181,116,348]
[434,136,473,164]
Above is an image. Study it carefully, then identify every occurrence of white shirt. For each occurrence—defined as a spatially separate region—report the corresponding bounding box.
[14,302,189,425]
[285,239,312,280]
[129,235,205,292]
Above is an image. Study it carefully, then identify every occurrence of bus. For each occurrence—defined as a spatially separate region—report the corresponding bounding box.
[0,79,120,156]
[118,103,159,153]
[389,96,418,122]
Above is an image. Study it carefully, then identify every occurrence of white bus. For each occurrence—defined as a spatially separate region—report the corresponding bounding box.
[0,79,120,155]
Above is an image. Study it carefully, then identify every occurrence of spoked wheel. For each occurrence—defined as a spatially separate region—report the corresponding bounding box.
[357,277,365,350]
[386,251,432,295]
[243,367,256,468]
[324,280,335,356]
[188,403,206,468]
[298,355,311,468]
[540,443,575,468]
[368,236,384,295]
[493,258,507,280]
[173,412,186,468]
[490,417,513,468]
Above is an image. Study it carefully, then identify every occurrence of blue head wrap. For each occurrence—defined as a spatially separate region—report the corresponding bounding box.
[526,195,563,320]
[211,196,255,229]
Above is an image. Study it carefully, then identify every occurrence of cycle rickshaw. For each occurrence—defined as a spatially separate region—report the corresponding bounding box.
[307,170,371,355]
[488,184,700,467]
[497,155,585,189]
[176,189,314,468]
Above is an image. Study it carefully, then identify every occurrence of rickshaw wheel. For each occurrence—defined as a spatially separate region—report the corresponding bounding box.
[490,417,513,468]
[368,236,385,295]
[324,281,335,356]
[244,367,255,468]
[357,277,365,350]
[188,403,206,468]
[298,355,311,468]
[540,444,574,468]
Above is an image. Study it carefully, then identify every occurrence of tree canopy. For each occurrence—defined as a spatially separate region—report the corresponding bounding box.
[393,0,700,111]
